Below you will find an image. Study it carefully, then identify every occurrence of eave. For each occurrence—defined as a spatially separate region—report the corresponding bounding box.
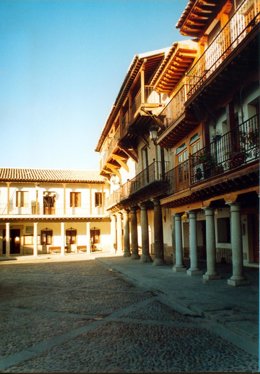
[151,41,198,94]
[176,0,226,37]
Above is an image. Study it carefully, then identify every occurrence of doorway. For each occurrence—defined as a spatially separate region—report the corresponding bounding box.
[3,229,21,255]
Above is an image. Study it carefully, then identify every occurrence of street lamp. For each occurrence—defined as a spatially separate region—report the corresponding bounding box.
[149,125,159,144]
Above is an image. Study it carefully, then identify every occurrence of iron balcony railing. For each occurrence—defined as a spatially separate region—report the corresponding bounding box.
[165,114,259,194]
[186,0,260,99]
[105,161,168,207]
[120,86,162,138]
[190,114,259,184]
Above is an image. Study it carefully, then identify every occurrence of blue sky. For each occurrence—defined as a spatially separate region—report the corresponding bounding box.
[0,0,188,170]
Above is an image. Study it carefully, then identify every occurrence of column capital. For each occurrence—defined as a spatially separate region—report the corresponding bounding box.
[139,202,147,210]
[224,193,238,205]
[151,198,160,206]
[204,207,214,216]
[188,210,197,218]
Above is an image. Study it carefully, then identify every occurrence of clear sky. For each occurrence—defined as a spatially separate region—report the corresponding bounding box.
[0,0,188,170]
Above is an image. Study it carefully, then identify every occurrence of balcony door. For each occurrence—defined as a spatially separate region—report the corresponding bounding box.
[43,192,56,215]
[141,146,149,185]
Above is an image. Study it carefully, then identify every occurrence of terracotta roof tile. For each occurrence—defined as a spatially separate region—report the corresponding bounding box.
[0,168,105,183]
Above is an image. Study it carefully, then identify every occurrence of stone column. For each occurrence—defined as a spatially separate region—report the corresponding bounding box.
[203,208,220,281]
[153,199,164,265]
[110,215,117,254]
[33,222,38,257]
[60,222,65,256]
[227,203,248,286]
[139,203,152,263]
[123,210,131,257]
[5,222,10,257]
[116,212,123,254]
[0,229,3,256]
[173,213,185,272]
[187,211,202,276]
[86,222,91,254]
[130,207,140,259]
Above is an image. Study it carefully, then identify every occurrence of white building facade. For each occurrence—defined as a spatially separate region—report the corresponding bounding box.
[0,168,110,257]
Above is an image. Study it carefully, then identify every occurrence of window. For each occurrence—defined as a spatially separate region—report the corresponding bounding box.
[70,192,81,207]
[66,229,77,245]
[217,218,231,243]
[16,191,28,208]
[43,192,56,215]
[40,230,53,245]
[90,228,100,244]
[95,192,104,207]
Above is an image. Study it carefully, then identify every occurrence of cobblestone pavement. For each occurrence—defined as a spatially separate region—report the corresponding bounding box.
[0,258,258,373]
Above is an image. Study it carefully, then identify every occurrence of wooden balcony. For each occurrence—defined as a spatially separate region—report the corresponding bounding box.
[165,114,259,197]
[119,86,162,148]
[186,0,260,102]
[157,84,198,147]
[105,161,169,209]
[100,126,121,171]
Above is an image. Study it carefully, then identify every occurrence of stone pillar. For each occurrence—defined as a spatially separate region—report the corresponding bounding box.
[0,229,3,256]
[110,215,117,254]
[60,222,65,256]
[173,213,185,272]
[123,210,131,257]
[203,208,220,281]
[116,212,123,254]
[139,203,152,263]
[33,222,38,257]
[5,222,10,257]
[227,203,248,286]
[130,207,140,259]
[187,211,202,276]
[86,222,91,254]
[152,199,164,265]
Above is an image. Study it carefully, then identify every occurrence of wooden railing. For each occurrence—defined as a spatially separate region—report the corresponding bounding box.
[120,86,162,138]
[100,126,121,170]
[186,0,259,98]
[159,84,187,127]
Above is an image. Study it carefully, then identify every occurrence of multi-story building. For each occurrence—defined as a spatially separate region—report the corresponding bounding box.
[156,0,259,286]
[0,168,110,257]
[96,0,259,286]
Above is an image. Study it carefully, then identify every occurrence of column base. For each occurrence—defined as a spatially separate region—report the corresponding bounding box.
[187,268,203,276]
[227,276,250,287]
[153,258,164,266]
[203,273,221,282]
[172,265,186,272]
[131,252,140,260]
[140,254,152,263]
[123,251,131,257]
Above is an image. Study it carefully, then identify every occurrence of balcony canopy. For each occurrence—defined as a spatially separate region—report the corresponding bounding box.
[176,0,226,37]
[151,41,198,93]
[95,48,168,153]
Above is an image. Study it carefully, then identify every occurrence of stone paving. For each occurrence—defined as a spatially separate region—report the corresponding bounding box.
[0,257,258,372]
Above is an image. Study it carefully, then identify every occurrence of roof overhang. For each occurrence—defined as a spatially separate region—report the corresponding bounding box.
[176,0,226,37]
[151,41,198,93]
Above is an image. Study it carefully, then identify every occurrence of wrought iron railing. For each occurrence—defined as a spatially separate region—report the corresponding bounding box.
[191,114,259,184]
[165,114,259,193]
[165,159,190,194]
[186,0,259,98]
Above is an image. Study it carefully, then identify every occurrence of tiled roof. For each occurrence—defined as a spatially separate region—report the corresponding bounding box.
[0,168,105,183]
